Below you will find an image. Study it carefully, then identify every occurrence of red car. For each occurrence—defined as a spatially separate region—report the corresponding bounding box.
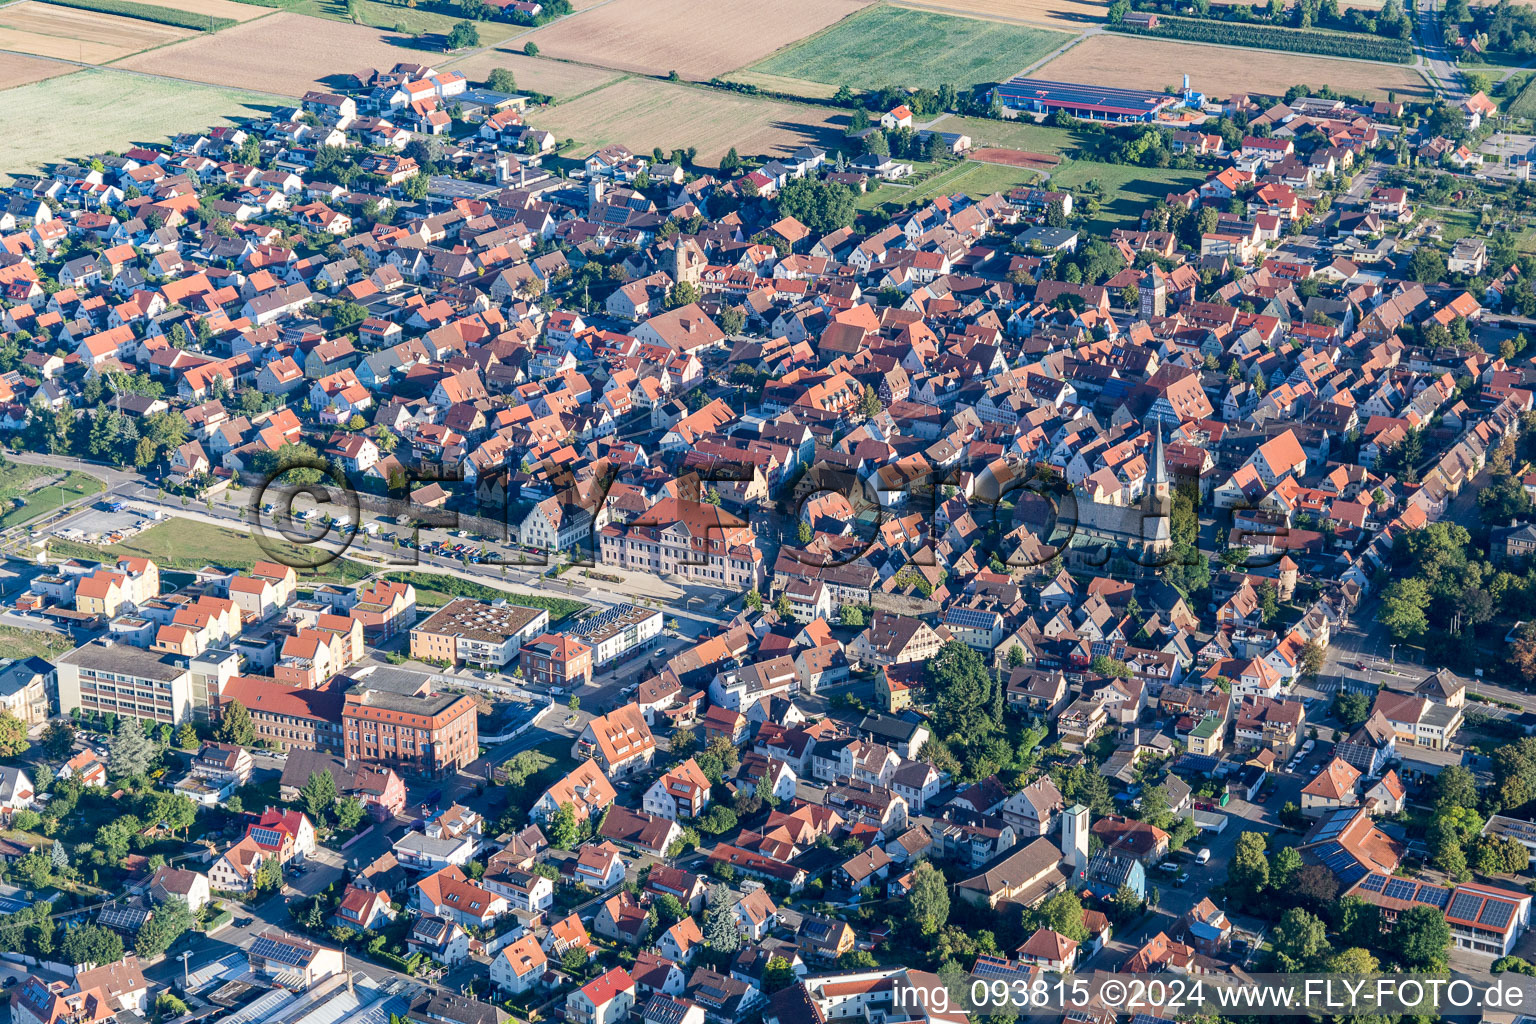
[1354,660,1367,670]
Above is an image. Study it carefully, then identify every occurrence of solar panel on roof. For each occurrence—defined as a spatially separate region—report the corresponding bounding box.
[251,936,308,967]
[1337,863,1368,889]
[1448,893,1483,921]
[1358,874,1388,893]
[1384,878,1416,901]
[1417,887,1450,909]
[1480,899,1516,930]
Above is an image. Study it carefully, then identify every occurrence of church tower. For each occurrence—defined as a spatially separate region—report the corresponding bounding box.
[1061,803,1089,875]
[1150,420,1170,504]
[1139,264,1167,319]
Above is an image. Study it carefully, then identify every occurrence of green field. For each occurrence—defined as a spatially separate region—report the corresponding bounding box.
[49,517,374,581]
[288,0,527,39]
[747,5,1073,91]
[857,158,1039,212]
[383,571,586,619]
[0,70,278,183]
[1508,74,1536,117]
[0,625,74,661]
[1049,162,1206,231]
[0,459,104,530]
[935,115,1090,157]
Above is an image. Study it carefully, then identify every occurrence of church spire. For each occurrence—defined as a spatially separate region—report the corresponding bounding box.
[1151,421,1169,494]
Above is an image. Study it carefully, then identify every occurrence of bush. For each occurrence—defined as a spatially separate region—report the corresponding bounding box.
[1109,15,1412,62]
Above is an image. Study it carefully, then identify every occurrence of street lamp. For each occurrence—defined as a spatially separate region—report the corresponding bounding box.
[1389,643,1398,669]
[178,950,192,992]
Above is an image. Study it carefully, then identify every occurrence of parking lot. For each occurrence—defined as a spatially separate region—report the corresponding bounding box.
[54,502,153,541]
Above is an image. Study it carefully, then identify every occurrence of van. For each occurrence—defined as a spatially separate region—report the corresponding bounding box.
[1195,848,1211,865]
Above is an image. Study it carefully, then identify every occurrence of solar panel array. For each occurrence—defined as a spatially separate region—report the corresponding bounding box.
[251,935,310,967]
[1448,893,1484,922]
[1311,808,1354,843]
[946,606,1002,630]
[1417,887,1450,909]
[1384,878,1417,901]
[1481,899,1516,929]
[1358,874,1388,893]
[570,604,639,636]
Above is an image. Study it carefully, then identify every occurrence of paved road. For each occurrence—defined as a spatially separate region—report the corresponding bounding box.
[1416,0,1470,100]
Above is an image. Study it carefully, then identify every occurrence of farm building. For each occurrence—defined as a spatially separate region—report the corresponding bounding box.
[993,77,1181,122]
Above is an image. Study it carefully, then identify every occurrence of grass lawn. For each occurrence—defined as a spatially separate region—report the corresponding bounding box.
[0,625,74,660]
[857,157,1038,213]
[937,115,1089,157]
[747,5,1073,92]
[1049,162,1205,231]
[1425,205,1482,243]
[49,517,374,582]
[0,69,280,183]
[0,469,104,529]
[382,571,586,620]
[287,0,525,42]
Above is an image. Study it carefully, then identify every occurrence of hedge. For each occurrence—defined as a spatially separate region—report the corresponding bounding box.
[381,571,586,621]
[42,0,237,29]
[1108,16,1413,63]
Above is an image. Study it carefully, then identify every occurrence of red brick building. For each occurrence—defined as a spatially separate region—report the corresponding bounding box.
[342,685,479,776]
[520,633,593,689]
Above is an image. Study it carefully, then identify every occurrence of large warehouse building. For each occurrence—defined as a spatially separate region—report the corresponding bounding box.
[992,77,1182,122]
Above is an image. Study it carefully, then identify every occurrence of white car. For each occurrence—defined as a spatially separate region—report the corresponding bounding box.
[1195,848,1211,865]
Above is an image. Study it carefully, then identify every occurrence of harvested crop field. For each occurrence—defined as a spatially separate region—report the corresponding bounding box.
[0,68,272,181]
[972,147,1060,169]
[894,0,1105,30]
[534,77,846,164]
[128,0,268,21]
[521,0,874,80]
[115,12,413,95]
[1031,33,1433,101]
[443,50,626,100]
[0,51,73,89]
[747,5,1074,92]
[0,2,192,62]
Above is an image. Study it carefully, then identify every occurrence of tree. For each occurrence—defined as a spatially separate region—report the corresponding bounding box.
[775,177,857,233]
[486,68,517,92]
[14,851,51,890]
[335,797,366,831]
[697,805,738,835]
[1272,845,1303,890]
[839,604,866,627]
[1392,905,1451,971]
[0,712,28,757]
[50,841,69,874]
[1377,577,1431,642]
[1436,765,1479,811]
[1287,638,1327,685]
[446,20,479,48]
[1227,831,1270,901]
[1040,890,1087,941]
[906,861,950,935]
[256,855,283,894]
[548,802,579,849]
[61,924,123,968]
[300,769,338,824]
[218,700,255,746]
[153,791,197,836]
[1272,907,1330,970]
[762,956,796,993]
[1088,655,1132,679]
[1333,691,1370,729]
[136,897,192,958]
[96,816,141,861]
[175,722,198,750]
[41,721,74,758]
[524,40,539,55]
[1137,784,1173,829]
[667,281,701,309]
[1409,246,1448,284]
[108,718,155,779]
[704,883,740,955]
[859,384,882,418]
